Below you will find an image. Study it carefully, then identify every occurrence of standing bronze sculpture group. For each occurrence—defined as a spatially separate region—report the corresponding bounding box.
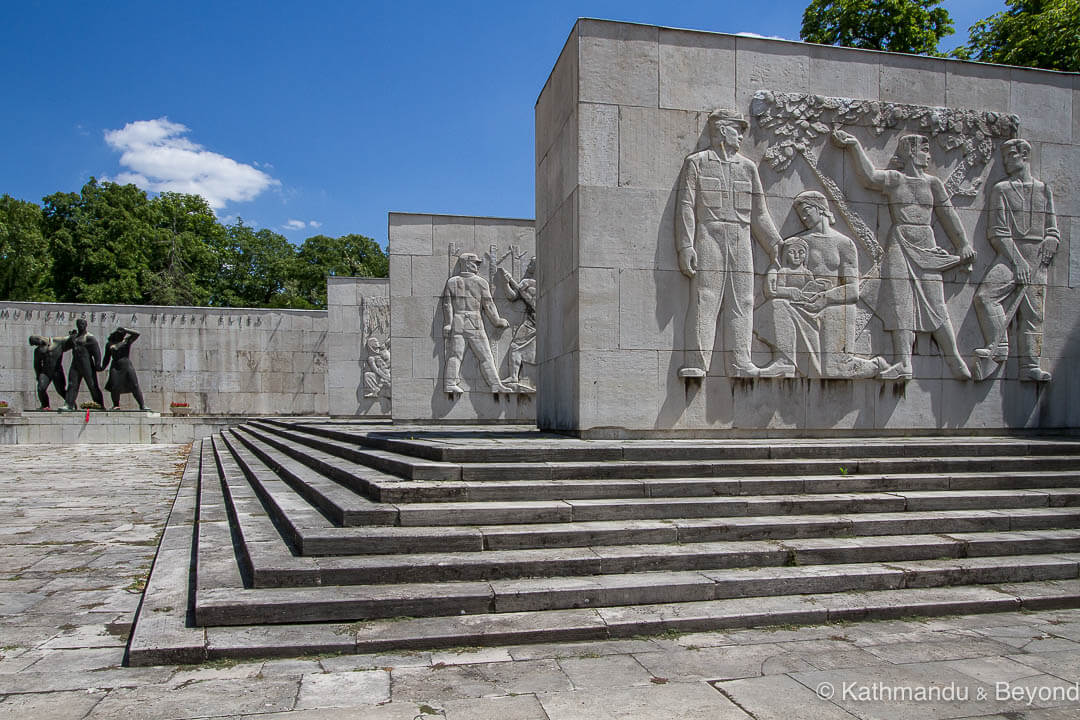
[28,320,146,411]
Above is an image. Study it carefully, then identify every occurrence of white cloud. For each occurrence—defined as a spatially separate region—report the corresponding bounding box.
[104,118,279,210]
[735,31,790,41]
[281,219,322,232]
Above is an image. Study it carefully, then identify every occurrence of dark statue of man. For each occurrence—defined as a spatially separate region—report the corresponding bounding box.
[28,335,69,410]
[63,318,104,410]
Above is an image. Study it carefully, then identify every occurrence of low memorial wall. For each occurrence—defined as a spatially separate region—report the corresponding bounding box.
[535,19,1079,437]
[0,276,390,426]
[389,213,536,422]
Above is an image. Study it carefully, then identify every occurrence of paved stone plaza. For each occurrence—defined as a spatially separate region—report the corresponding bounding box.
[1,444,1080,718]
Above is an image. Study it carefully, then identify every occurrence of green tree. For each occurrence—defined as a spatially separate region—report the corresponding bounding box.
[949,0,1079,71]
[800,0,954,54]
[146,192,224,306]
[0,195,53,301]
[293,233,389,308]
[42,179,155,304]
[211,220,304,308]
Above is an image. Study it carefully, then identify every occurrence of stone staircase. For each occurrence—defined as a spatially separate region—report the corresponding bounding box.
[128,420,1080,664]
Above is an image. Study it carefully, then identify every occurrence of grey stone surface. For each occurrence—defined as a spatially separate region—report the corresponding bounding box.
[536,18,1080,436]
[7,439,1080,717]
[389,213,535,422]
[0,302,328,416]
[326,277,390,417]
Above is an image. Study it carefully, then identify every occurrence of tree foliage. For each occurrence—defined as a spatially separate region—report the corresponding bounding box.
[294,233,389,308]
[2,179,388,309]
[949,0,1079,71]
[0,195,52,301]
[800,0,954,54]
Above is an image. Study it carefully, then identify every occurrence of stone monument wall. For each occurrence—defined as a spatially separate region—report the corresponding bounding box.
[389,213,537,422]
[536,19,1079,436]
[0,302,328,415]
[326,276,391,416]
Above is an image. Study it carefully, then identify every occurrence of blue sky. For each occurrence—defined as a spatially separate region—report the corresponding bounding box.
[1,1,1004,249]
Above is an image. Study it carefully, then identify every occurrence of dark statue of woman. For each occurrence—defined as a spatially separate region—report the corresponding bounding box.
[101,327,146,411]
[63,318,104,410]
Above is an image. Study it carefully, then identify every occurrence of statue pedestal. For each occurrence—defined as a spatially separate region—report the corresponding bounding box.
[0,411,253,444]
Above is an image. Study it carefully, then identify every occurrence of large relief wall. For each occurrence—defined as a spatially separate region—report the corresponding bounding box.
[388,213,536,422]
[536,19,1079,436]
[326,276,390,416]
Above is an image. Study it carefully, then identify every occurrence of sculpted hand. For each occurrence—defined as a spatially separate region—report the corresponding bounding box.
[1014,256,1031,284]
[1039,237,1060,266]
[831,129,857,148]
[494,318,509,329]
[443,324,452,338]
[958,245,976,264]
[800,293,827,313]
[678,247,697,278]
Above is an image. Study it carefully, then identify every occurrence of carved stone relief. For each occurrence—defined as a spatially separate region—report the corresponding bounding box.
[674,93,1051,387]
[497,256,537,392]
[361,296,391,398]
[440,245,536,396]
[676,108,783,380]
[441,251,512,394]
[972,139,1059,382]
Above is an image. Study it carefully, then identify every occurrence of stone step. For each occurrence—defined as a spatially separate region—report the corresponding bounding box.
[247,420,461,481]
[233,424,1080,503]
[238,525,1080,588]
[284,508,1080,556]
[255,420,1080,463]
[160,579,1079,662]
[193,554,1080,626]
[227,428,395,526]
[248,421,1080,483]
[214,433,484,556]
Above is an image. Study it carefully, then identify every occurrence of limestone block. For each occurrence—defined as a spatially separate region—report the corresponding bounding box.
[578,19,658,108]
[433,216,476,251]
[578,350,659,430]
[409,252,456,298]
[326,280,356,309]
[389,254,412,299]
[391,296,438,339]
[1040,143,1080,217]
[578,186,672,271]
[475,218,534,250]
[537,27,578,164]
[619,107,702,191]
[877,378,942,429]
[539,273,580,362]
[619,268,682,351]
[804,379,878,430]
[732,378,807,430]
[390,336,415,382]
[945,61,1011,114]
[657,351,734,430]
[411,339,440,380]
[735,36,809,111]
[659,28,735,112]
[808,44,878,101]
[579,103,618,188]
[162,349,184,372]
[879,53,947,106]
[578,267,619,351]
[388,214,433,256]
[538,189,578,287]
[1011,68,1073,144]
[537,106,578,226]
